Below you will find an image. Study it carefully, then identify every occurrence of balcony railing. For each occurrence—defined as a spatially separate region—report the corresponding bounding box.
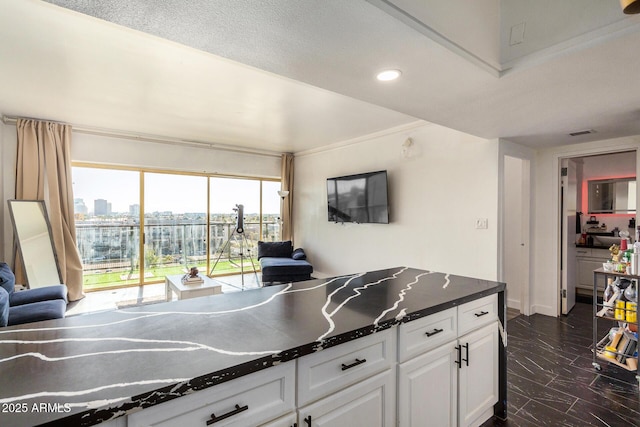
[76,219,281,291]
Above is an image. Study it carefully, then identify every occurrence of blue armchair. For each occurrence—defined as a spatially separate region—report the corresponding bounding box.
[258,241,313,285]
[0,262,67,327]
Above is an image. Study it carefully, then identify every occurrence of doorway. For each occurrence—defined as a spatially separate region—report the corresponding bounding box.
[558,150,637,315]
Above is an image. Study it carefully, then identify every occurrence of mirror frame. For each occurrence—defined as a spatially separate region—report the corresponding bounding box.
[587,177,636,214]
[7,199,63,287]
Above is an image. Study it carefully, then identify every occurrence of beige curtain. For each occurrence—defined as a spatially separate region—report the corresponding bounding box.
[281,153,294,242]
[15,118,84,301]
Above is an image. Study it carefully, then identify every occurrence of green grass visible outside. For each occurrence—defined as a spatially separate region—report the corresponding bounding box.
[82,259,259,291]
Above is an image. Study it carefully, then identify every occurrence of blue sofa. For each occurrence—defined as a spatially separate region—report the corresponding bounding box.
[258,241,313,285]
[0,262,67,327]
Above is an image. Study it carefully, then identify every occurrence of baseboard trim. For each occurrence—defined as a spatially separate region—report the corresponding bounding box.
[529,304,556,317]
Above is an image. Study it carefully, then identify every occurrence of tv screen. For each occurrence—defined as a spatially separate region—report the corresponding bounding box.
[327,170,389,224]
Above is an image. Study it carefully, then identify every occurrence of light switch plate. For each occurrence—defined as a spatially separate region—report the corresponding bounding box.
[475,218,488,229]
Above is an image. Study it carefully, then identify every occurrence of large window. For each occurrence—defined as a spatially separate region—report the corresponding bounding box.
[209,177,260,276]
[144,173,208,284]
[72,165,281,291]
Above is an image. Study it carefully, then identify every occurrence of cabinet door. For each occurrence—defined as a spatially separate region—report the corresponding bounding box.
[577,258,602,289]
[298,369,395,427]
[458,322,499,427]
[398,341,458,427]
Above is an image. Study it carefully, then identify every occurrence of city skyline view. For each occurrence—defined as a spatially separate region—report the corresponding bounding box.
[72,167,281,215]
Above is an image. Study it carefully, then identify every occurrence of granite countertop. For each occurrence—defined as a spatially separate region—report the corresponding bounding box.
[0,267,505,427]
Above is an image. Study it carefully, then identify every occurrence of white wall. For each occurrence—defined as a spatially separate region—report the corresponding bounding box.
[294,123,499,281]
[0,125,281,263]
[532,136,640,316]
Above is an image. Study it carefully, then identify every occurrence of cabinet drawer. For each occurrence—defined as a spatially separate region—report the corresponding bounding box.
[398,307,457,363]
[257,412,297,427]
[128,361,295,427]
[297,328,395,406]
[458,294,498,336]
[575,247,592,257]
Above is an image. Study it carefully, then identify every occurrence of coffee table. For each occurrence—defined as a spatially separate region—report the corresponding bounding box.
[165,274,223,301]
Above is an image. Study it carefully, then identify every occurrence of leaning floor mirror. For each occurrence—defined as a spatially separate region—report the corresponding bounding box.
[8,200,62,288]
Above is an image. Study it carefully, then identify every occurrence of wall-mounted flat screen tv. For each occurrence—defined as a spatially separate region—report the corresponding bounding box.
[327,170,389,224]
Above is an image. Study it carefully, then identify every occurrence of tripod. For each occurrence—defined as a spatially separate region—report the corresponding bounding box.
[209,204,260,290]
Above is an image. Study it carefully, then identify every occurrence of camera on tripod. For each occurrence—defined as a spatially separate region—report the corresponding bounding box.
[233,204,244,234]
[210,203,259,289]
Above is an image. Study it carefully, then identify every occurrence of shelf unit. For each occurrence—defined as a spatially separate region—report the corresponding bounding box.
[592,268,640,384]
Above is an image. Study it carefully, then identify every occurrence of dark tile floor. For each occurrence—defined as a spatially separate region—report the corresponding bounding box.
[483,303,639,427]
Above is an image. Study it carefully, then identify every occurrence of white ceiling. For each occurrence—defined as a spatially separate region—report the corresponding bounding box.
[2,0,640,154]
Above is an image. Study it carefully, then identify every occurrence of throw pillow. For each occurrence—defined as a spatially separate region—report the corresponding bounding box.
[257,241,293,259]
[292,248,307,260]
[0,287,9,327]
[0,262,15,294]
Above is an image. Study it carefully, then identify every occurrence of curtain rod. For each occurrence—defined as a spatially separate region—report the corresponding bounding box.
[2,115,282,159]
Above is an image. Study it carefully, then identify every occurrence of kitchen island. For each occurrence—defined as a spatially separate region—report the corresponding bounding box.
[0,267,506,426]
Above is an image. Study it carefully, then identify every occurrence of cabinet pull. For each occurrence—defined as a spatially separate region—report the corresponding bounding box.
[462,343,469,366]
[425,328,444,337]
[474,310,489,317]
[341,358,366,371]
[454,344,462,368]
[304,415,312,426]
[206,404,248,425]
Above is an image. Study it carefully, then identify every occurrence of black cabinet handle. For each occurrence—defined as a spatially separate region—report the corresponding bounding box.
[474,311,489,317]
[462,343,469,366]
[304,415,312,426]
[341,358,366,371]
[454,345,462,368]
[206,404,248,425]
[425,328,444,337]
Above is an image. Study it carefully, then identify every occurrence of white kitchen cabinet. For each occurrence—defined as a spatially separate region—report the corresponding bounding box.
[397,306,457,363]
[297,328,395,407]
[98,418,127,427]
[127,361,295,427]
[457,294,498,336]
[458,322,499,427]
[398,295,499,427]
[298,369,395,427]
[258,412,297,427]
[576,247,609,291]
[398,341,458,426]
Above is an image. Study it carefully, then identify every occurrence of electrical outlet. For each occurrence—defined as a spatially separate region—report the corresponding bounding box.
[475,218,488,229]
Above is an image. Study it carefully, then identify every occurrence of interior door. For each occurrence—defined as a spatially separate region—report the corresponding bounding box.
[503,155,530,315]
[561,159,578,314]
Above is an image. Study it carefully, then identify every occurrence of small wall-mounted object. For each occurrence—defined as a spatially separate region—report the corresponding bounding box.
[588,177,636,214]
[401,138,414,159]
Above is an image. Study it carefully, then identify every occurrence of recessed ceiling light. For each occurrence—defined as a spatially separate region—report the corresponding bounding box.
[376,69,402,81]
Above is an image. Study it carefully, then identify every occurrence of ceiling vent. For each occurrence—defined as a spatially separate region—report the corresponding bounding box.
[568,129,595,137]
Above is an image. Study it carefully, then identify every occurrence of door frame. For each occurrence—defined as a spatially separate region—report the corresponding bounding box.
[560,158,578,315]
[555,146,639,316]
